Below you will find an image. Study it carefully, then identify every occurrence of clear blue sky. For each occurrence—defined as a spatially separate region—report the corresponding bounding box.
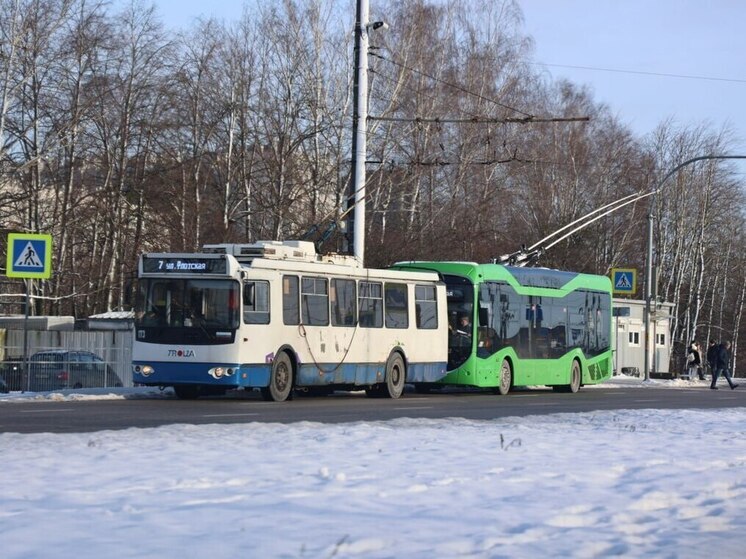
[140,0,746,162]
[520,0,746,145]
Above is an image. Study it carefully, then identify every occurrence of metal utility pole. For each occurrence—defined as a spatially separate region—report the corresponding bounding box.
[644,207,654,381]
[347,0,370,266]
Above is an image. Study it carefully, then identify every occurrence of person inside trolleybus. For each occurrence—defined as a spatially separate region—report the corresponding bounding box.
[184,307,205,327]
[459,314,471,332]
[452,314,472,337]
[143,301,166,326]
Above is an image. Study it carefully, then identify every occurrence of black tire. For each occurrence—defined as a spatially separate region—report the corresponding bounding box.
[261,352,294,402]
[554,360,582,393]
[383,353,406,399]
[496,358,512,395]
[174,385,201,399]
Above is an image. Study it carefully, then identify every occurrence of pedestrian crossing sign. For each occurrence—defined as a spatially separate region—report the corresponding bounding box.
[611,268,636,295]
[6,233,53,279]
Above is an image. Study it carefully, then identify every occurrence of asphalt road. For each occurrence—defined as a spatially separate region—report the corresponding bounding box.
[2,384,745,434]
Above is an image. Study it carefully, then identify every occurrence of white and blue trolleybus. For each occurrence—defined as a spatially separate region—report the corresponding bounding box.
[132,240,448,401]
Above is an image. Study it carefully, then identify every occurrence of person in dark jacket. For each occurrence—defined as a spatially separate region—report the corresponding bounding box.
[706,339,719,377]
[711,341,739,390]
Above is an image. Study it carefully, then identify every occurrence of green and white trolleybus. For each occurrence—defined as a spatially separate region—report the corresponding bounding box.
[393,261,613,394]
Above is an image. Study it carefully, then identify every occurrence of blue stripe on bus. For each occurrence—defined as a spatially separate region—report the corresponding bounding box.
[408,361,448,382]
[133,360,447,388]
[132,361,269,387]
[296,361,447,386]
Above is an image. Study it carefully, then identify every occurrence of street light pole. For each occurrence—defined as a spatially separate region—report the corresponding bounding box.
[644,205,654,381]
[643,155,746,381]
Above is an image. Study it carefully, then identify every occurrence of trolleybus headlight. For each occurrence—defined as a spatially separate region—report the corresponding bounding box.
[208,367,236,380]
[139,365,154,377]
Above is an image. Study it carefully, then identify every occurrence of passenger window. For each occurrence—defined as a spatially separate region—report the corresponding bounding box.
[331,279,357,327]
[283,276,299,325]
[243,281,270,324]
[358,282,383,327]
[302,277,329,326]
[415,285,438,329]
[385,283,408,328]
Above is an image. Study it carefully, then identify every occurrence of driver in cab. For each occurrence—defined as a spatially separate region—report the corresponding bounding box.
[456,314,471,335]
[450,314,472,342]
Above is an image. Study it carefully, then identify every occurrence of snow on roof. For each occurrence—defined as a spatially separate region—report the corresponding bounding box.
[87,311,134,320]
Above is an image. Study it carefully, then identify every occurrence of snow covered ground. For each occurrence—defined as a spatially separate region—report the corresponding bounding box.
[2,376,745,558]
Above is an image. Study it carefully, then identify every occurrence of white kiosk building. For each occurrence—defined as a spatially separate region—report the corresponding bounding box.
[612,298,674,378]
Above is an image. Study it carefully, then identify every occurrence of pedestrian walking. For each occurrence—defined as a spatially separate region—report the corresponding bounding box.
[711,341,739,390]
[706,339,718,378]
[686,341,705,380]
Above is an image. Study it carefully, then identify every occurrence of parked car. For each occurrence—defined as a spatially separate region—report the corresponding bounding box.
[28,350,123,391]
[0,357,24,391]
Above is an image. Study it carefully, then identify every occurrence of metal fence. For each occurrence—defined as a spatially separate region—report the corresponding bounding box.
[0,329,133,391]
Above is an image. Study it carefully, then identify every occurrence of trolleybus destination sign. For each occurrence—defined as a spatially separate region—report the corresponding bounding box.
[141,256,228,274]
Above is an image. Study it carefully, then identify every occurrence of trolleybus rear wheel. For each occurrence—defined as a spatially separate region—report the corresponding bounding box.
[262,352,294,402]
[384,353,406,399]
[554,360,582,393]
[366,353,407,398]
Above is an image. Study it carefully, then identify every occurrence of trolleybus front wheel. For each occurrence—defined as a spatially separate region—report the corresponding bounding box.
[496,358,512,395]
[262,352,294,402]
[568,360,582,393]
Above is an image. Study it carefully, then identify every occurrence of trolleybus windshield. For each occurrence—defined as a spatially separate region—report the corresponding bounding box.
[135,278,240,332]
